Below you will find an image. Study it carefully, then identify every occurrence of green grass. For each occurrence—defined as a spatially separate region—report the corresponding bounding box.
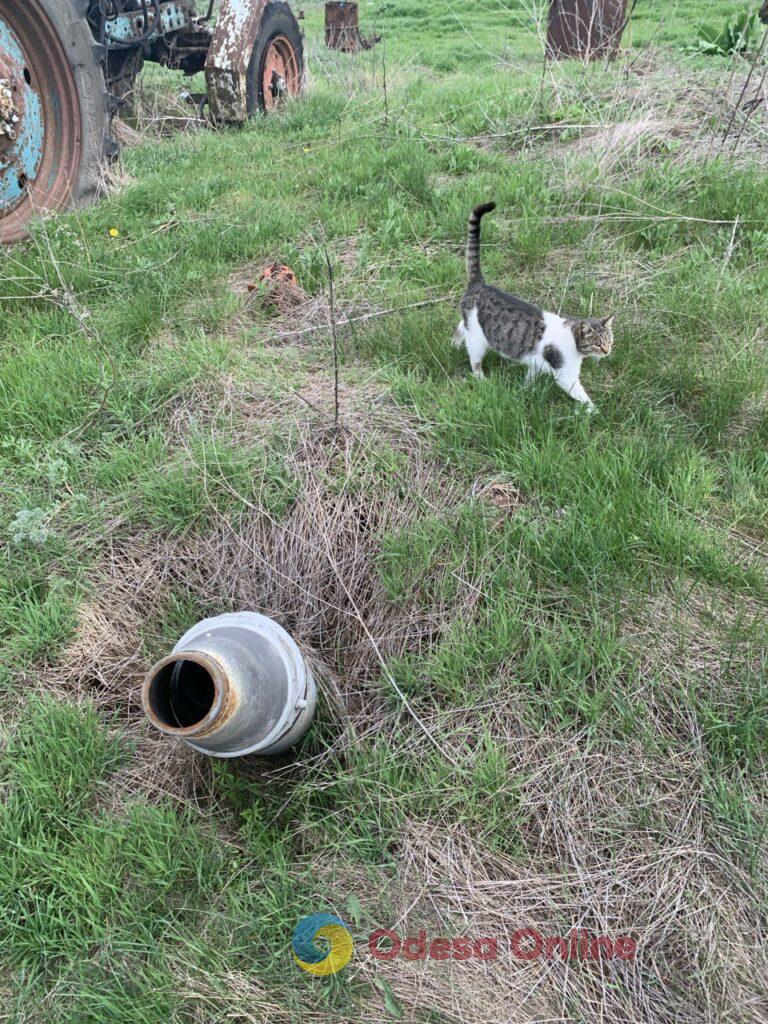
[1,1,767,1021]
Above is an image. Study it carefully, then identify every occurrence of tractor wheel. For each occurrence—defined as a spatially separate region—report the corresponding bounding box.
[0,0,110,243]
[246,3,304,114]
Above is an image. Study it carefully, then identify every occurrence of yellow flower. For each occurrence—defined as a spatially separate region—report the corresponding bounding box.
[109,227,120,238]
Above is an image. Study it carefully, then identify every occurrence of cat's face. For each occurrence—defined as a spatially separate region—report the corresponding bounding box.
[574,315,614,359]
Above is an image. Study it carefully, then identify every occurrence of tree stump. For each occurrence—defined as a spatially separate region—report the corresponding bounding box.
[325,2,361,51]
[547,0,629,60]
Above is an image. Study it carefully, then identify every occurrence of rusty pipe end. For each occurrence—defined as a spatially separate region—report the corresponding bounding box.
[142,651,229,739]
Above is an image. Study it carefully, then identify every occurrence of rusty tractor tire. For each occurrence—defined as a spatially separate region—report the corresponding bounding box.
[0,0,111,243]
[246,3,304,114]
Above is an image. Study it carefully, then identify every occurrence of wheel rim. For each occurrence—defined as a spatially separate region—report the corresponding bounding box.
[260,35,301,111]
[0,1,82,243]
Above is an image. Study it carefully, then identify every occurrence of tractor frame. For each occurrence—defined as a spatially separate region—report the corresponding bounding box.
[0,0,304,241]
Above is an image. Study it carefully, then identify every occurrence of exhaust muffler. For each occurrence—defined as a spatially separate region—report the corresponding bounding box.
[142,612,316,758]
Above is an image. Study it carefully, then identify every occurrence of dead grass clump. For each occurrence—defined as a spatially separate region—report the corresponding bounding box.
[471,475,528,518]
[338,682,766,1021]
[114,84,206,142]
[353,811,768,1023]
[623,579,767,700]
[567,115,683,167]
[500,49,768,173]
[227,235,377,346]
[41,380,468,799]
[171,963,320,1024]
[47,537,172,706]
[175,422,467,729]
[110,117,147,150]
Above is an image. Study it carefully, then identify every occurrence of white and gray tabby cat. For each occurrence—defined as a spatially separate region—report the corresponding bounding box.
[453,202,613,411]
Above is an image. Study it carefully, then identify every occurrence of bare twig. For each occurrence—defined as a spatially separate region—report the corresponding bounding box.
[731,57,768,154]
[382,38,389,128]
[272,294,453,340]
[721,28,768,143]
[323,246,341,426]
[716,215,739,291]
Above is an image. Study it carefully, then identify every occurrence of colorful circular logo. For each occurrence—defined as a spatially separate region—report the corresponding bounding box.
[292,913,354,976]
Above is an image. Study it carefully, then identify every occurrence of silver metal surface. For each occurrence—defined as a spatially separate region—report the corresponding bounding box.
[143,611,316,757]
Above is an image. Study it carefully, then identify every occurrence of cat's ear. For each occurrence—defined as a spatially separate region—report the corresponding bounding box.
[601,315,615,329]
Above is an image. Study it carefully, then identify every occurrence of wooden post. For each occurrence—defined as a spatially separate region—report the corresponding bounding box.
[547,0,628,60]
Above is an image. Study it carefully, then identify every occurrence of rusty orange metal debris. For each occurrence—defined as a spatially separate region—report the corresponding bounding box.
[249,262,298,287]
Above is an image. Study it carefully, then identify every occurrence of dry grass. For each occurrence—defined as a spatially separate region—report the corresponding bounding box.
[471,474,529,519]
[471,47,768,177]
[39,372,469,804]
[351,809,768,1024]
[543,48,768,170]
[7,300,759,1010]
[115,77,207,143]
[5,25,766,1023]
[27,349,766,1019]
[227,234,378,346]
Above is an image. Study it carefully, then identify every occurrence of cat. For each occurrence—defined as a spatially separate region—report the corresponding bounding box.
[453,202,613,412]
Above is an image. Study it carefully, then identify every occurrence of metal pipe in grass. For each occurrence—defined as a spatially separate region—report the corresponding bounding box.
[142,612,316,758]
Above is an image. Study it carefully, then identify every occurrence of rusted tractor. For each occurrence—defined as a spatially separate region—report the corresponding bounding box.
[0,1,304,242]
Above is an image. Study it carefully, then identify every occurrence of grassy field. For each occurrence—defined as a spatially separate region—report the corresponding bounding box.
[1,1,767,1021]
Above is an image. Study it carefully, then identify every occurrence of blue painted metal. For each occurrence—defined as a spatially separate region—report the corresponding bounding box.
[0,17,44,211]
[105,1,192,44]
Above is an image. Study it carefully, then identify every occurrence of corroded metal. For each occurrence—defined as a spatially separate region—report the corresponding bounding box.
[0,74,16,134]
[261,34,300,109]
[205,0,268,122]
[547,0,628,60]
[0,1,82,243]
[142,612,317,758]
[104,1,193,43]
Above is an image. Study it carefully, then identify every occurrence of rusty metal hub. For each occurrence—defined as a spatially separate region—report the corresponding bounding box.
[0,0,83,243]
[262,35,300,110]
[0,53,23,150]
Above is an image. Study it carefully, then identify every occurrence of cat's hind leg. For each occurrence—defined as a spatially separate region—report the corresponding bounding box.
[452,320,466,348]
[464,309,488,379]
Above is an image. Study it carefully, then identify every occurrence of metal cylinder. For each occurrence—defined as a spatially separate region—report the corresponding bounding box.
[546,0,628,60]
[142,612,316,758]
[325,1,360,51]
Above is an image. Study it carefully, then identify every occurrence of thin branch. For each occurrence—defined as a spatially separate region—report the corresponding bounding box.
[721,27,768,143]
[272,294,453,341]
[382,38,389,128]
[323,246,341,426]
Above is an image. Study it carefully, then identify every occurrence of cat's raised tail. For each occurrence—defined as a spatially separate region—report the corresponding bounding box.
[467,201,496,283]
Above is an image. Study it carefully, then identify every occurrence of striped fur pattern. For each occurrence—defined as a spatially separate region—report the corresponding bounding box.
[466,201,497,282]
